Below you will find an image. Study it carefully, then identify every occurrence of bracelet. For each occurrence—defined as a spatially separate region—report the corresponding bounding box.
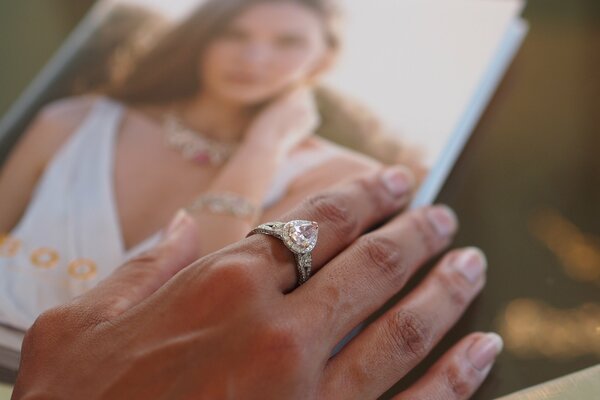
[186,192,259,219]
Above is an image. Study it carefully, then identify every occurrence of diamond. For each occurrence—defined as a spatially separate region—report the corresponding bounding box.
[284,220,319,254]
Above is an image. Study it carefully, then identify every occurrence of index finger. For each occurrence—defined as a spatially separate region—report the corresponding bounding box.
[71,211,200,322]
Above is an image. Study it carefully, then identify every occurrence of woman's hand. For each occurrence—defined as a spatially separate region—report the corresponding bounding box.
[245,87,320,156]
[13,167,500,400]
[188,87,321,256]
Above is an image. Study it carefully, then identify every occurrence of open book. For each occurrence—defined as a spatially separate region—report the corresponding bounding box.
[0,0,527,374]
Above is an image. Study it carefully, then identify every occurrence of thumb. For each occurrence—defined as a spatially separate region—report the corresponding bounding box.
[75,210,200,322]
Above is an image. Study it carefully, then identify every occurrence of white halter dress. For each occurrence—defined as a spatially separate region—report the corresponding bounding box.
[0,96,338,353]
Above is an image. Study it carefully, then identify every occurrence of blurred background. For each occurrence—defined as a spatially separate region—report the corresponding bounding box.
[0,1,599,399]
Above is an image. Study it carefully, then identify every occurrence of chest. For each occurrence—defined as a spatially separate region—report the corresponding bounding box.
[113,115,222,250]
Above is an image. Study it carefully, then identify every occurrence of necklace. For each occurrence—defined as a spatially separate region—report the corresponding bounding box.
[162,112,237,166]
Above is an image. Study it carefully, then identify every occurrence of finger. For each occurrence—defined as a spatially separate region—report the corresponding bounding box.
[319,248,487,400]
[393,333,503,400]
[73,210,200,321]
[247,166,415,291]
[292,204,459,343]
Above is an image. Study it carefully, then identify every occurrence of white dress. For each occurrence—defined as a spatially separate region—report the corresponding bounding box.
[0,96,339,352]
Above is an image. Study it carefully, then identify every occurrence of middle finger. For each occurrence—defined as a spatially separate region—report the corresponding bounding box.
[290,204,459,342]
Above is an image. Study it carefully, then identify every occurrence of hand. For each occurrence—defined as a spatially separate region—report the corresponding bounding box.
[245,87,320,155]
[13,167,500,400]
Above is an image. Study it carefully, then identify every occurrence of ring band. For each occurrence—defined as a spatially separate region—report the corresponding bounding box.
[247,220,319,285]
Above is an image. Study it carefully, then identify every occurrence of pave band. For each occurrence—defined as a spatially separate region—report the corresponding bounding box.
[247,220,319,286]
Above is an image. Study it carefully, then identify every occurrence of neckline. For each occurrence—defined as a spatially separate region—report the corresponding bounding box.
[99,97,337,257]
[100,97,165,258]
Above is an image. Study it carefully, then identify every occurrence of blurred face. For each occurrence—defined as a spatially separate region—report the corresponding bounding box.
[200,1,331,105]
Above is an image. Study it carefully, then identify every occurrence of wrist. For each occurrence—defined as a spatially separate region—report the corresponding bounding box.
[245,126,278,146]
[243,133,288,161]
[186,192,259,223]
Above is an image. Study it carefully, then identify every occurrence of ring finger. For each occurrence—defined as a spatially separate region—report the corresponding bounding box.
[245,166,415,292]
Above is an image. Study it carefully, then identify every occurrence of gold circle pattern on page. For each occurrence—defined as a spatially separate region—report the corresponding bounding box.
[30,247,60,269]
[0,234,22,257]
[68,259,98,281]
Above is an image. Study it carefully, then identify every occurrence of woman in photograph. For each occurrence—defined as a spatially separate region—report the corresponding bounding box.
[0,0,418,332]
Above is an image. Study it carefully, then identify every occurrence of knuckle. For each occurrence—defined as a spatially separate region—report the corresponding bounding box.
[358,234,403,280]
[435,269,472,309]
[344,360,373,393]
[204,260,260,295]
[259,323,300,350]
[385,310,432,359]
[109,254,170,291]
[305,194,357,238]
[354,174,392,211]
[31,307,67,330]
[444,363,477,398]
[407,210,444,254]
[256,321,307,370]
[121,249,167,274]
[24,306,71,349]
[128,247,162,264]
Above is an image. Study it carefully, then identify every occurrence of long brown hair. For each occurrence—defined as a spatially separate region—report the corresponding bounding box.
[106,0,343,105]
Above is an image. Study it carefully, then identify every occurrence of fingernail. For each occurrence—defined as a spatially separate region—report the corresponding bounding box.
[467,333,503,371]
[381,166,414,197]
[452,248,487,284]
[426,205,458,236]
[166,209,190,238]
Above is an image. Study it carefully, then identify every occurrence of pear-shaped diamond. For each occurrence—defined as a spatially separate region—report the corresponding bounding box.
[284,220,318,253]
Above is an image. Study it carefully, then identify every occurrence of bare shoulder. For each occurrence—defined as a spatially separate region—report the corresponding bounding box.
[34,95,99,138]
[0,95,105,231]
[20,95,101,166]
